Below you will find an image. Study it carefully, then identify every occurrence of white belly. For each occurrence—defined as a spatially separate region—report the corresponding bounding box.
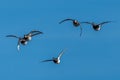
[97,27,101,31]
[56,60,60,64]
[28,37,32,41]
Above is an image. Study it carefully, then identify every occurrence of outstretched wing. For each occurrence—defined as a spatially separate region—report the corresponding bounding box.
[59,19,74,24]
[98,21,111,25]
[30,30,43,34]
[82,22,93,25]
[27,30,43,37]
[58,49,66,59]
[41,59,53,62]
[6,35,20,38]
[31,32,43,37]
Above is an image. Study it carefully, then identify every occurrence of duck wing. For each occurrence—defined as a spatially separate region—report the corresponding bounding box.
[27,30,43,37]
[59,19,75,24]
[58,49,66,59]
[6,35,20,38]
[98,21,111,26]
[82,22,93,25]
[41,59,53,62]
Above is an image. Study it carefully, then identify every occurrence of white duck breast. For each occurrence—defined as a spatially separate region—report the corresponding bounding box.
[24,41,28,45]
[57,59,60,64]
[24,36,32,41]
[28,36,32,41]
[96,27,101,31]
[53,59,60,64]
[93,25,101,31]
[21,40,28,45]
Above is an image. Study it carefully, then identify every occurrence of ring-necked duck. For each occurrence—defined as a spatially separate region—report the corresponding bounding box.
[6,30,43,51]
[59,18,86,36]
[41,49,66,64]
[83,21,111,31]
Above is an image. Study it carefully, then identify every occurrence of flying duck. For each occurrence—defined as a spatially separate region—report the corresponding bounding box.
[41,49,66,64]
[6,30,43,51]
[59,18,86,36]
[83,21,111,31]
[59,19,80,27]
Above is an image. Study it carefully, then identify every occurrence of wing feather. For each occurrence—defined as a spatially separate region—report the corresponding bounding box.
[59,19,74,24]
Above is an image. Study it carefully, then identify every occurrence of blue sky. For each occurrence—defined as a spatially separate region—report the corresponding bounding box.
[0,0,120,80]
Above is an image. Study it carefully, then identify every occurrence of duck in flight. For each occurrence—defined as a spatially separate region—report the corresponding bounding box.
[83,21,112,31]
[59,18,80,27]
[59,18,86,36]
[6,30,43,51]
[41,49,66,64]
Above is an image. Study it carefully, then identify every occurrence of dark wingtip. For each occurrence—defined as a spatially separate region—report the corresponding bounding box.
[31,30,44,34]
[6,35,12,37]
[104,21,112,23]
[59,21,63,24]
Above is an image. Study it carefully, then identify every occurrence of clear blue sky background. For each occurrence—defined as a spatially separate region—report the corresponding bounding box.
[0,0,120,80]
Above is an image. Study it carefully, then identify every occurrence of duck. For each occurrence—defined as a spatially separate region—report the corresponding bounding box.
[41,49,66,64]
[59,18,80,27]
[83,21,111,31]
[6,30,43,51]
[59,18,86,36]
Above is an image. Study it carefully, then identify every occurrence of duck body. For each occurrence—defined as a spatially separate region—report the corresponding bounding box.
[20,39,28,45]
[93,25,101,31]
[24,35,32,41]
[53,57,60,64]
[73,20,80,27]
